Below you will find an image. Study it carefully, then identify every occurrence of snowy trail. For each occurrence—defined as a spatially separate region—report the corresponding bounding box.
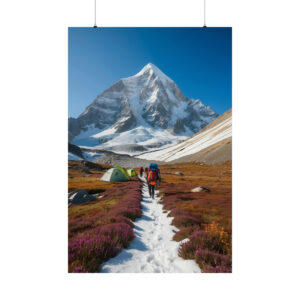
[101,178,201,273]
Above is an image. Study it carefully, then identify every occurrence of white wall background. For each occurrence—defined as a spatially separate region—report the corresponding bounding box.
[0,0,300,299]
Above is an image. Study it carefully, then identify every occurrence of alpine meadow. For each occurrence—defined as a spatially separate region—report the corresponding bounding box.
[68,27,232,273]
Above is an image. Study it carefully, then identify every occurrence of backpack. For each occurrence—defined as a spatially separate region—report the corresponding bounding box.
[149,163,158,171]
[148,170,157,182]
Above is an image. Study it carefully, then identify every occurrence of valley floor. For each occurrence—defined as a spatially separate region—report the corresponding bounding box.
[68,160,232,273]
[101,179,200,273]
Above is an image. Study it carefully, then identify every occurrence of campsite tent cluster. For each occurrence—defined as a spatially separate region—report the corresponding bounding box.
[101,167,137,182]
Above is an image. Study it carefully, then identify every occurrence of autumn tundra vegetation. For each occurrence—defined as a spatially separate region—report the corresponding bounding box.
[159,162,232,273]
[68,161,143,272]
[68,160,232,273]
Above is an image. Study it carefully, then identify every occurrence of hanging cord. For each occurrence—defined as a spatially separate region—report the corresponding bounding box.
[203,0,207,27]
[93,0,97,28]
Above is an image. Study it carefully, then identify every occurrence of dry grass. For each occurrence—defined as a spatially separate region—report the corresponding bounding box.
[68,160,142,272]
[159,161,232,272]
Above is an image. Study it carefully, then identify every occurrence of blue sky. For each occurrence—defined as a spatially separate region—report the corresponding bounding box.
[69,27,231,118]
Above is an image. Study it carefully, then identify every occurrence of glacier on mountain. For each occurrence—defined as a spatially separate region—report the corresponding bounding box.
[69,63,218,154]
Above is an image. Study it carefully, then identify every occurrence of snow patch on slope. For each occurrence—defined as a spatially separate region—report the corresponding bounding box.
[74,125,189,155]
[69,63,218,154]
[68,149,105,161]
[137,114,232,162]
[68,152,83,161]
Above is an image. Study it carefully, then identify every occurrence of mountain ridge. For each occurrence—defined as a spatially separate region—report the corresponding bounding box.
[69,63,218,153]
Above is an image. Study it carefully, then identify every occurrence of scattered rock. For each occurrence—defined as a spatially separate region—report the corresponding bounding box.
[68,143,84,159]
[91,194,104,199]
[200,186,211,192]
[68,189,96,204]
[82,167,92,174]
[80,160,106,171]
[96,152,162,169]
[191,187,203,193]
[175,171,184,176]
[191,186,211,193]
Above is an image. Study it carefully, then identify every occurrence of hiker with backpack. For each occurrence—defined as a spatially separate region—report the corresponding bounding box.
[139,166,144,177]
[147,163,161,199]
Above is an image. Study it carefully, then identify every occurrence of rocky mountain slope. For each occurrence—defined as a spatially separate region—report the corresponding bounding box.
[69,63,217,153]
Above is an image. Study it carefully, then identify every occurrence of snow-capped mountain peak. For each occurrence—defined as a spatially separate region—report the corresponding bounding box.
[69,63,218,154]
[131,63,173,84]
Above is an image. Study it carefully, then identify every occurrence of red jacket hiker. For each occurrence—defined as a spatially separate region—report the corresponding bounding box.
[147,169,158,185]
[139,166,144,177]
[147,167,161,199]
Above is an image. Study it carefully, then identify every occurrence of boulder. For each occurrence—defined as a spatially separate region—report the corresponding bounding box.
[191,187,203,193]
[175,171,184,176]
[68,189,96,204]
[191,186,211,193]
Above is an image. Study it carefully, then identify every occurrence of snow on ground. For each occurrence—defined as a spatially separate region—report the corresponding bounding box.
[68,152,83,161]
[72,124,104,147]
[82,151,104,161]
[137,115,232,162]
[68,150,104,161]
[97,126,187,154]
[75,125,188,155]
[101,179,201,273]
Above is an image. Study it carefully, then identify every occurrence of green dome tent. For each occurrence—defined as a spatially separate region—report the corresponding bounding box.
[100,167,130,182]
[115,166,131,180]
[127,169,137,177]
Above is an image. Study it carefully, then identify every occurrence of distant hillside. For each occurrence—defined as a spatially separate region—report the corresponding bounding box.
[136,109,232,165]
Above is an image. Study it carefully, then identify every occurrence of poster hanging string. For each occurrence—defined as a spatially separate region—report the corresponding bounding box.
[93,0,206,28]
[94,0,97,28]
[203,0,207,27]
